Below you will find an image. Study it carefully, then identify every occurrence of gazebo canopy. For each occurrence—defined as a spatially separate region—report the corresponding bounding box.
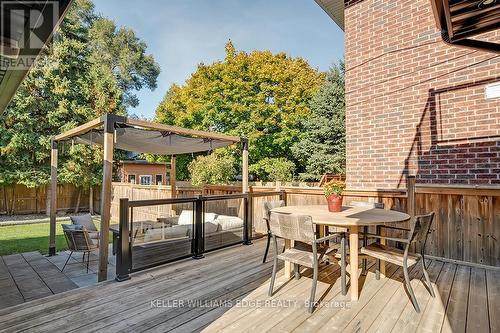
[54,114,241,153]
[74,127,235,155]
[49,113,248,282]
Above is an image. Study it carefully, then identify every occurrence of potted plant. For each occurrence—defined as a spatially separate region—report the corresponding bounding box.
[323,180,346,212]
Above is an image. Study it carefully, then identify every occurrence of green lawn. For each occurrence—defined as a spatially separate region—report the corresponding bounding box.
[0,219,112,256]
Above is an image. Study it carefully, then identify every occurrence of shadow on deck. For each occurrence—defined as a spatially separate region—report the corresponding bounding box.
[0,238,498,332]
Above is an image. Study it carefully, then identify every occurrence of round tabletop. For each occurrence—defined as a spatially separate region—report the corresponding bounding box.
[270,205,410,227]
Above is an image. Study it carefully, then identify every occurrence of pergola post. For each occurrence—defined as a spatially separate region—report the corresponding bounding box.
[241,138,252,245]
[170,155,176,215]
[48,139,58,256]
[98,115,115,282]
[170,155,176,197]
[241,138,249,193]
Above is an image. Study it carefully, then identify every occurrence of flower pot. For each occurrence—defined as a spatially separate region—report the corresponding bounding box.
[326,194,343,212]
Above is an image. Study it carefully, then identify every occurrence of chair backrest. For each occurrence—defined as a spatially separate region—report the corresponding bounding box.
[70,214,97,231]
[63,227,93,251]
[263,200,285,221]
[268,212,315,243]
[350,201,385,209]
[408,212,435,244]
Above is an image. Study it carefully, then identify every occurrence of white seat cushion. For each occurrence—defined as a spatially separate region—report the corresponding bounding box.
[144,225,190,242]
[204,222,220,234]
[214,215,244,230]
[185,222,220,236]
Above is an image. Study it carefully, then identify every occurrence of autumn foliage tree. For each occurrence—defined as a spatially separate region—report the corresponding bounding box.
[155,41,324,179]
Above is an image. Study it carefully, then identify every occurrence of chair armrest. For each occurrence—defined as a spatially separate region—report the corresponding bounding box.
[379,225,410,232]
[315,234,340,243]
[362,232,410,244]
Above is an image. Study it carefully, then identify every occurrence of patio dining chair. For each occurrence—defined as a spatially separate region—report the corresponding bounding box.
[262,200,285,263]
[61,224,98,274]
[70,214,99,246]
[360,211,435,312]
[267,212,341,313]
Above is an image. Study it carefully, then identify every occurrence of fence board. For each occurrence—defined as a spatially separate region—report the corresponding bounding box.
[0,184,91,215]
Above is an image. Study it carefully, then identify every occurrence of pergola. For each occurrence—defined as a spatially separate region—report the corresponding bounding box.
[50,113,248,281]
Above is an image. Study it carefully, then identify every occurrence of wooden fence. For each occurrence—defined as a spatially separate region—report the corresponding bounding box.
[2,181,498,267]
[0,184,97,215]
[109,182,500,267]
[267,185,499,267]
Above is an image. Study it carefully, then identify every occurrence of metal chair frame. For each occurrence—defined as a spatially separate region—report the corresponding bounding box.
[262,200,285,263]
[361,211,436,312]
[62,229,97,274]
[267,212,341,313]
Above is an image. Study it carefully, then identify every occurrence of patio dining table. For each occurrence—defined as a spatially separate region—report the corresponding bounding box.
[270,205,410,301]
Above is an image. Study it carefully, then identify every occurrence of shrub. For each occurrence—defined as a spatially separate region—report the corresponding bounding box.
[249,158,296,182]
[188,154,236,186]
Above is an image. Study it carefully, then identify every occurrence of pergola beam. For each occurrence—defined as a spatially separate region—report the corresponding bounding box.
[54,115,241,143]
[54,117,103,141]
[125,118,241,143]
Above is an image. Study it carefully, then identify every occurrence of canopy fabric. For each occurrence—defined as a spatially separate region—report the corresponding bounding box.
[75,127,235,155]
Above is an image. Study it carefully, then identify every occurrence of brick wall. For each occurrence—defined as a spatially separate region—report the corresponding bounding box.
[344,0,500,189]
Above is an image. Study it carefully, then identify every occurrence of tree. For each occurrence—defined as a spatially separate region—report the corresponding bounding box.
[188,154,236,186]
[156,41,324,177]
[291,62,346,181]
[249,157,295,182]
[0,0,160,195]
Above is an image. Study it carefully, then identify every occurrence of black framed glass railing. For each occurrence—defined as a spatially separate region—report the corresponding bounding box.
[115,190,286,281]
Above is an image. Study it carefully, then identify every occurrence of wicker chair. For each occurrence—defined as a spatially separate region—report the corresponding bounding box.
[61,225,98,273]
[360,212,435,312]
[268,212,340,313]
[262,200,285,263]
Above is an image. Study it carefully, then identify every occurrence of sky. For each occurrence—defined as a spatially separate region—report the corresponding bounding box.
[93,0,344,119]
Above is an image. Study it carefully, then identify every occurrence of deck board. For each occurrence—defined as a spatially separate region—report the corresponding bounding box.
[0,238,498,333]
[466,267,490,333]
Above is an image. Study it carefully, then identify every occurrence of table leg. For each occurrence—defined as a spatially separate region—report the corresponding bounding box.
[284,239,294,278]
[349,226,359,301]
[379,226,386,278]
[362,226,368,274]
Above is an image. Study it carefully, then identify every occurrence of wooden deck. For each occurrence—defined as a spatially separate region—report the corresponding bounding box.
[0,238,498,332]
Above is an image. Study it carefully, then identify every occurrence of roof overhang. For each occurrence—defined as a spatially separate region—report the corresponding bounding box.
[0,0,73,114]
[314,0,344,31]
[431,0,500,53]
